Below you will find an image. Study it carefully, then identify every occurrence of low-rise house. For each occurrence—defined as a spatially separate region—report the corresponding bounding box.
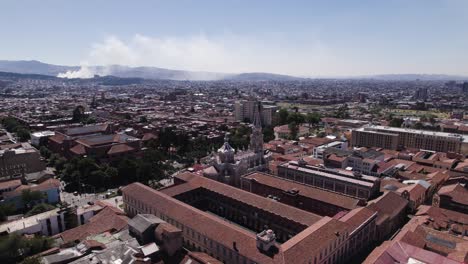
[1,178,61,209]
[433,183,468,214]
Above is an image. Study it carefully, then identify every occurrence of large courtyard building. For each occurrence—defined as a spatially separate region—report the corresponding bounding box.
[122,172,379,264]
[351,126,468,154]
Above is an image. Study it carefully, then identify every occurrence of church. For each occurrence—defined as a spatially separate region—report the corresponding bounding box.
[203,102,271,187]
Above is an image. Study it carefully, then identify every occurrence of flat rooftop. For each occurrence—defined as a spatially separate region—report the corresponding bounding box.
[0,208,61,233]
[281,161,379,188]
[358,125,468,142]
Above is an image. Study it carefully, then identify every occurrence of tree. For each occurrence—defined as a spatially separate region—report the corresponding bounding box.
[118,158,139,183]
[0,233,53,263]
[72,105,85,122]
[21,190,45,209]
[288,122,299,140]
[414,122,424,129]
[287,112,305,124]
[25,203,55,217]
[306,112,321,128]
[139,116,148,123]
[0,203,16,221]
[21,256,43,264]
[39,147,51,159]
[278,108,289,125]
[389,118,404,128]
[16,128,31,142]
[334,104,349,119]
[54,157,67,172]
[263,126,275,142]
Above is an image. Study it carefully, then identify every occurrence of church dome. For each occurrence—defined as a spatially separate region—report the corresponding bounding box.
[218,133,235,163]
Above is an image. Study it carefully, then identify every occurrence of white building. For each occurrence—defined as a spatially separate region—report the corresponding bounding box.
[0,208,65,236]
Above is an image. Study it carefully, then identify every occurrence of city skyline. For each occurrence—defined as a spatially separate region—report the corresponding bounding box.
[1,0,468,77]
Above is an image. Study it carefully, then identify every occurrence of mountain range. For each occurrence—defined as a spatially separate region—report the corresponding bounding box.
[0,60,466,81]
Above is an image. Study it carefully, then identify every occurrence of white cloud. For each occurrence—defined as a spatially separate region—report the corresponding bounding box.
[57,33,342,78]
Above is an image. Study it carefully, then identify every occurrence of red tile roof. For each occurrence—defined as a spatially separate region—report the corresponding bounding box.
[58,206,129,244]
[123,182,283,264]
[172,173,321,226]
[242,172,360,210]
[0,179,22,190]
[367,192,408,225]
[281,217,349,263]
[70,144,86,155]
[438,184,468,205]
[339,207,377,234]
[107,144,135,155]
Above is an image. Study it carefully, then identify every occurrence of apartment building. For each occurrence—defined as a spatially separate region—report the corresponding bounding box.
[352,126,468,154]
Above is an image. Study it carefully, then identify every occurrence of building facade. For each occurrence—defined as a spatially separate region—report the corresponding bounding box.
[277,160,381,200]
[352,126,468,154]
[203,104,270,187]
[234,100,277,126]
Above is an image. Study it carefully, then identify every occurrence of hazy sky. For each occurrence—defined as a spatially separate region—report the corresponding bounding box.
[1,0,468,76]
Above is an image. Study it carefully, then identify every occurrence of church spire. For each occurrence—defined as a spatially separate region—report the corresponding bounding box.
[253,102,262,128]
[250,102,264,154]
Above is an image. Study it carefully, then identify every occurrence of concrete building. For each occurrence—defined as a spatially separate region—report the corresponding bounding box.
[277,160,381,200]
[313,141,347,159]
[234,100,277,126]
[352,126,468,154]
[123,173,357,264]
[0,208,66,236]
[31,131,55,146]
[1,178,61,210]
[0,143,47,179]
[322,147,384,176]
[240,172,361,217]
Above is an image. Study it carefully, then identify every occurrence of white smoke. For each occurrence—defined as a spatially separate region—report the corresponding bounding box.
[57,64,95,78]
[57,33,338,79]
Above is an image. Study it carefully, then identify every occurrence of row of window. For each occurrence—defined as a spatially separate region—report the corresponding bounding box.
[124,194,257,264]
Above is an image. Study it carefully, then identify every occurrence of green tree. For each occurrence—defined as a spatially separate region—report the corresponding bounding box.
[0,234,52,263]
[139,116,148,123]
[287,112,305,124]
[288,122,299,140]
[118,158,139,183]
[334,104,349,119]
[25,203,55,217]
[72,105,85,122]
[278,108,289,125]
[263,126,275,142]
[16,128,31,142]
[22,256,43,264]
[54,157,67,172]
[21,190,45,209]
[39,147,51,159]
[414,122,424,129]
[306,112,321,128]
[0,203,16,221]
[389,118,404,128]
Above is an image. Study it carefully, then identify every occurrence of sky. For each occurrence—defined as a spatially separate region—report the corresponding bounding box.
[1,0,468,76]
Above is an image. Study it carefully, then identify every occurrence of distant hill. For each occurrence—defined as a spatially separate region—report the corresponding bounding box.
[364,74,468,81]
[225,72,305,81]
[0,60,304,81]
[1,60,466,81]
[0,60,78,76]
